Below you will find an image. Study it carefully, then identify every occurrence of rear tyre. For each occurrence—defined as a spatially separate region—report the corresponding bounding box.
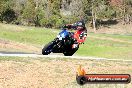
[63,47,78,56]
[42,42,54,55]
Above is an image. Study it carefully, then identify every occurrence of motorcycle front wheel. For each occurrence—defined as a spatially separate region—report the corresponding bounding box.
[42,42,54,55]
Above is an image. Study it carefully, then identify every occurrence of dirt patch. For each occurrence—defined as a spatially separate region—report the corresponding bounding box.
[0,58,131,88]
[0,39,40,54]
[88,24,132,34]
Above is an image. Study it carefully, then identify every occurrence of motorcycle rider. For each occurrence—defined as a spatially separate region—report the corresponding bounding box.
[64,19,87,47]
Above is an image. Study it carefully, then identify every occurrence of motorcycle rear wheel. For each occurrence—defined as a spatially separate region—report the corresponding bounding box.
[63,47,78,56]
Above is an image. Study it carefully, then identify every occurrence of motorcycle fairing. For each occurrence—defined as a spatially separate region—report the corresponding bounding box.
[58,29,69,39]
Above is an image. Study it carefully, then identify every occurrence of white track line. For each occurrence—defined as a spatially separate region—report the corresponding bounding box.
[0,53,132,62]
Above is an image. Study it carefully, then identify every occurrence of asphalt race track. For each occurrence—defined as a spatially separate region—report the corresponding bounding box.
[0,51,132,62]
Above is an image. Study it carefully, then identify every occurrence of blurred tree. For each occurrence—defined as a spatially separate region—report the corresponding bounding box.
[22,0,36,25]
[0,0,131,28]
[122,0,132,24]
[0,0,16,23]
[1,8,16,23]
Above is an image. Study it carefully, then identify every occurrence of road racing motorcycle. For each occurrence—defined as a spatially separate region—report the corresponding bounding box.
[42,28,86,56]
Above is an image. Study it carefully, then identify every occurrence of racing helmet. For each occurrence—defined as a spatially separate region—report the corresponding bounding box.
[76,20,85,27]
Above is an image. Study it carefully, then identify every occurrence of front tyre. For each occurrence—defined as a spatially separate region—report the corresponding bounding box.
[42,42,54,55]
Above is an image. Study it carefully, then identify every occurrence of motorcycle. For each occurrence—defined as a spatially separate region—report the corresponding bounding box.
[42,28,85,56]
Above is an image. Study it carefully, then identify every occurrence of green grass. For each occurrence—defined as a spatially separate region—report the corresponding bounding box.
[78,32,132,60]
[0,23,132,59]
[0,23,58,45]
[89,32,132,41]
[77,37,132,59]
